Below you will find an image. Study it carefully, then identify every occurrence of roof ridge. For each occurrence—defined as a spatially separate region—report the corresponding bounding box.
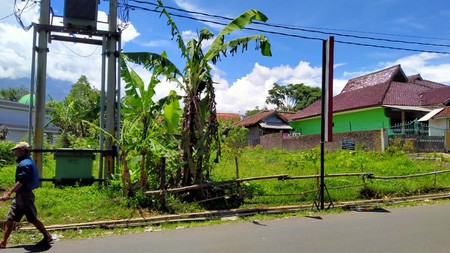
[347,64,400,82]
[416,78,447,88]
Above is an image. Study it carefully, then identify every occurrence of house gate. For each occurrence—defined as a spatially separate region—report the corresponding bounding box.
[388,121,446,152]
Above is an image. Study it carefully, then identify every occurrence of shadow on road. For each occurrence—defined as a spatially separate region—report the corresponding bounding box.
[346,206,391,213]
[8,243,52,252]
[251,220,267,226]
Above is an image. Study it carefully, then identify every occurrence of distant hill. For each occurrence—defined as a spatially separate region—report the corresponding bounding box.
[0,77,72,102]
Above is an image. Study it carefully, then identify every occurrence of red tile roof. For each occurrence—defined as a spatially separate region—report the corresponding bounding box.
[292,65,450,120]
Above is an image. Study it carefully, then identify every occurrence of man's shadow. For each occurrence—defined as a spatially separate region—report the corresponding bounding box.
[8,244,52,252]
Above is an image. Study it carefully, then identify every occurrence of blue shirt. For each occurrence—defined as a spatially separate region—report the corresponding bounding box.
[15,155,41,193]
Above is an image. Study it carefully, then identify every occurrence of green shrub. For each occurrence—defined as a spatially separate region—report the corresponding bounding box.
[0,141,15,166]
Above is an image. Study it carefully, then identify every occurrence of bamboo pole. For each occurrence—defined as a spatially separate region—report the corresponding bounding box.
[145,169,450,196]
[285,173,370,180]
[145,174,289,195]
[369,169,450,180]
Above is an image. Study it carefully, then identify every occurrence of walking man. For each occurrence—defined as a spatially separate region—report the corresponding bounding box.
[0,142,53,248]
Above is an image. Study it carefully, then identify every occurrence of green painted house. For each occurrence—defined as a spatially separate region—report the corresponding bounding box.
[290,65,450,135]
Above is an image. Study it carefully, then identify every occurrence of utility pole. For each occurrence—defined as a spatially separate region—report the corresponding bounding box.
[34,0,51,176]
[105,0,118,179]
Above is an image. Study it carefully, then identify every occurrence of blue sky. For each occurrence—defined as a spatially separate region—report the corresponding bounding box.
[1,0,450,113]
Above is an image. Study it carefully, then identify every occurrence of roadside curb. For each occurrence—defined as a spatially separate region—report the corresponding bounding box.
[20,192,450,232]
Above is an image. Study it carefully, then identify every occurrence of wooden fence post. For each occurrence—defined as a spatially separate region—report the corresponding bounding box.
[159,157,167,209]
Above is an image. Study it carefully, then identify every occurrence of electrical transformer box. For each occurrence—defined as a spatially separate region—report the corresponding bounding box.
[63,0,99,30]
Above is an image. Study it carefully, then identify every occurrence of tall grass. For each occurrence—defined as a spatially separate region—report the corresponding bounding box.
[0,146,448,226]
[211,146,450,207]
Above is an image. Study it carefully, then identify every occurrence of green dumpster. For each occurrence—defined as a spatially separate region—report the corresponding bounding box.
[54,149,95,185]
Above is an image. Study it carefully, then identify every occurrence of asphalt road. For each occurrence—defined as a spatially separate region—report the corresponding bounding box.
[4,202,450,253]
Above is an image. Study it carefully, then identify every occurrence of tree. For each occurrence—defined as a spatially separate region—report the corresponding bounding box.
[119,55,182,194]
[0,86,28,102]
[48,76,100,147]
[123,0,272,188]
[245,106,265,117]
[266,83,321,111]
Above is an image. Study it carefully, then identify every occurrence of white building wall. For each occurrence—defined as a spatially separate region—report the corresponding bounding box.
[429,118,447,136]
[0,100,58,142]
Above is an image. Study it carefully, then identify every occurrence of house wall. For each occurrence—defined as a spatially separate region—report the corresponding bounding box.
[247,126,261,146]
[261,129,384,151]
[290,107,390,136]
[429,118,447,136]
[0,100,58,142]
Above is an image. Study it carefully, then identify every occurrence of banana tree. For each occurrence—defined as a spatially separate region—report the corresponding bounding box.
[120,54,182,194]
[124,0,272,187]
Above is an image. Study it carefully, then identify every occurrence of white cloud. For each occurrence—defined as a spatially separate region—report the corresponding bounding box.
[0,23,33,79]
[0,4,139,91]
[342,53,450,86]
[174,1,225,31]
[383,53,450,84]
[124,62,183,101]
[181,30,214,49]
[141,39,171,48]
[121,60,332,114]
[214,61,331,113]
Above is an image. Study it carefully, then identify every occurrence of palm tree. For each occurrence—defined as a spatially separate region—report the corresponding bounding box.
[123,0,272,187]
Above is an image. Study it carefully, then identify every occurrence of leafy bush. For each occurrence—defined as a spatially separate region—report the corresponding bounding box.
[0,141,16,166]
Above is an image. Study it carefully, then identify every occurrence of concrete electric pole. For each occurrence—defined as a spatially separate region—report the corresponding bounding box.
[34,0,51,176]
[105,0,118,179]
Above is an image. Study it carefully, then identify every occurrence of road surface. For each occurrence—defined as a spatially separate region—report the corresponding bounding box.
[4,202,450,253]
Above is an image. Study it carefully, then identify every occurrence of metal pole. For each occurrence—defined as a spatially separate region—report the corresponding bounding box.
[28,24,37,144]
[105,0,118,179]
[320,39,326,210]
[34,0,50,176]
[98,35,107,182]
[116,32,122,174]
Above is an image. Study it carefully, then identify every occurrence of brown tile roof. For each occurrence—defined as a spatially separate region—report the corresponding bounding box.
[233,110,274,127]
[420,86,450,106]
[233,110,293,127]
[434,106,450,118]
[217,113,241,122]
[292,82,390,119]
[413,79,447,89]
[277,111,297,121]
[292,65,450,121]
[341,65,403,93]
[383,82,429,106]
[408,74,423,82]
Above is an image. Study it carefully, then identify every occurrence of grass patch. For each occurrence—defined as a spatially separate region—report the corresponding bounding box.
[1,146,450,245]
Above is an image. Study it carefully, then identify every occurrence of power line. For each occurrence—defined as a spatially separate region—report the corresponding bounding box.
[128,0,450,49]
[0,12,15,21]
[273,24,450,43]
[13,0,37,31]
[58,42,101,58]
[124,2,450,55]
